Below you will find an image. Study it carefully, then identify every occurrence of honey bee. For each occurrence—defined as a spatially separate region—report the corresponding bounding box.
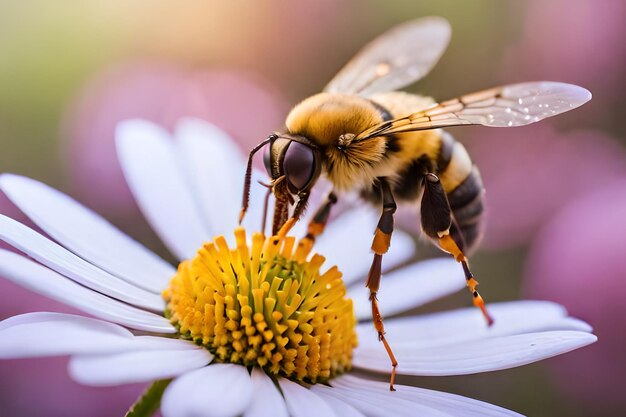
[239,16,591,390]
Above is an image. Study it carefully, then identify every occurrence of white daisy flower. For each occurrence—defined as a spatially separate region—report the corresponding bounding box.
[0,118,595,417]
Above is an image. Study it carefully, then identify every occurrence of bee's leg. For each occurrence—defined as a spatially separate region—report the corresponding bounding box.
[366,178,398,391]
[294,191,337,255]
[421,173,494,325]
[272,195,290,235]
[291,191,311,223]
[305,191,338,243]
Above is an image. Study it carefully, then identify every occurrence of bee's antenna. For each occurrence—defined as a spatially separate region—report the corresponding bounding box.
[239,136,273,224]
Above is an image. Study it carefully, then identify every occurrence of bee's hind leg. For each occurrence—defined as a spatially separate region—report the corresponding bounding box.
[421,173,494,326]
[366,177,398,391]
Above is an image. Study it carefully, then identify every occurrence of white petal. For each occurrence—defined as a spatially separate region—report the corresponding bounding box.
[69,347,212,386]
[319,378,451,417]
[0,313,190,355]
[331,375,524,417]
[278,378,337,417]
[354,330,597,376]
[116,120,212,260]
[0,312,137,358]
[0,311,113,331]
[0,173,173,293]
[162,364,253,417]
[175,119,250,236]
[315,207,416,286]
[355,300,587,350]
[0,215,164,311]
[0,250,174,333]
[309,386,366,417]
[243,368,289,417]
[349,258,464,320]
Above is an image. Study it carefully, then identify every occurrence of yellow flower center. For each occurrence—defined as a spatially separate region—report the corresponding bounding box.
[162,226,357,383]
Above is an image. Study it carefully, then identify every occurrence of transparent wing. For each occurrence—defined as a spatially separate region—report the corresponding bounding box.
[324,17,451,97]
[356,82,592,140]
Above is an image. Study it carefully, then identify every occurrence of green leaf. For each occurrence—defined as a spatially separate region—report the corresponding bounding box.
[125,379,172,417]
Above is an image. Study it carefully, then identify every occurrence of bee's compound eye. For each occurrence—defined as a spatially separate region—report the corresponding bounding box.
[263,145,272,177]
[284,141,315,191]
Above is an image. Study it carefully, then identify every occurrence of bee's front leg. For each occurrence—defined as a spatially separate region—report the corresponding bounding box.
[304,191,337,243]
[292,191,338,256]
[421,173,494,326]
[366,177,398,391]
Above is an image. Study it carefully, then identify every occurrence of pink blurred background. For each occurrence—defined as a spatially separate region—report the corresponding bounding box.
[0,1,624,416]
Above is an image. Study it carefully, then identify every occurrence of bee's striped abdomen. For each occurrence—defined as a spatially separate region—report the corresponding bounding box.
[445,166,485,254]
[367,93,485,253]
[431,131,484,254]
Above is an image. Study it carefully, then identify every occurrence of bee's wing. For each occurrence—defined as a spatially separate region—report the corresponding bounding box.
[323,17,451,97]
[356,82,592,140]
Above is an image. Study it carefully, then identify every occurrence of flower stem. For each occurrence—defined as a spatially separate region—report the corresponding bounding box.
[125,379,172,417]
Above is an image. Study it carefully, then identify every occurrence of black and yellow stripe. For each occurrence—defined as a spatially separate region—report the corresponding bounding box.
[446,166,484,254]
[369,94,485,254]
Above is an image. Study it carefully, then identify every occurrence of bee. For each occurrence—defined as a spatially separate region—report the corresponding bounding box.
[239,16,591,390]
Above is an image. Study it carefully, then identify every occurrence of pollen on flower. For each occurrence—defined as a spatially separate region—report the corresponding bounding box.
[162,225,357,383]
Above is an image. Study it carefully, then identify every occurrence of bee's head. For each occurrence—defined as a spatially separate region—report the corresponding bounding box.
[264,133,322,198]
